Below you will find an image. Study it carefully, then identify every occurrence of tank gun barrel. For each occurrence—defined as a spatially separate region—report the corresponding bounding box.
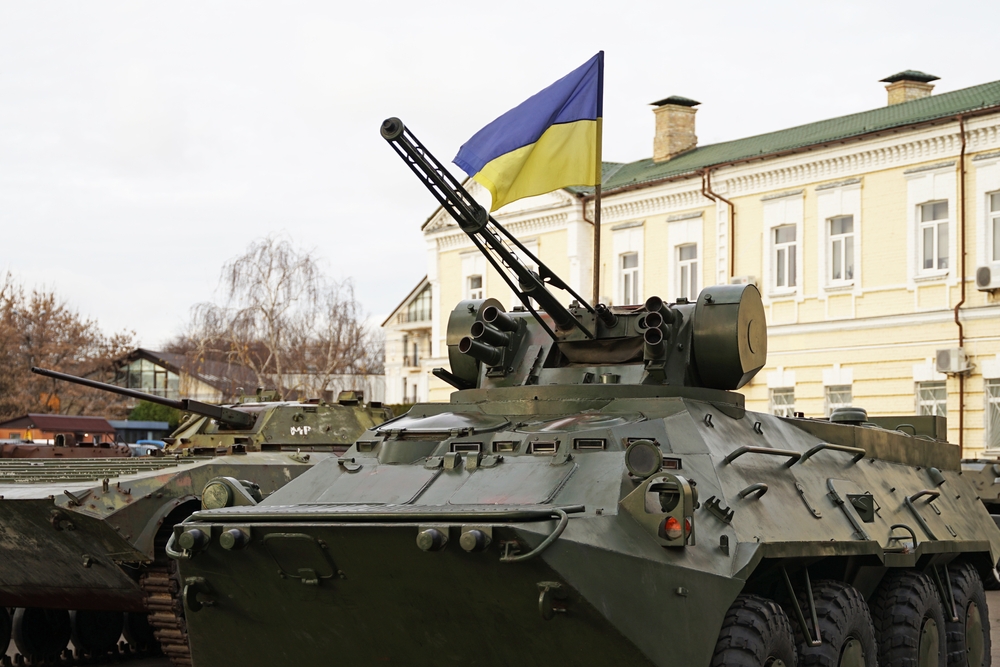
[30,367,254,430]
[380,117,593,339]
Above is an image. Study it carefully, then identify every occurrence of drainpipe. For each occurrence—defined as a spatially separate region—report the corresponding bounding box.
[954,116,968,455]
[701,169,736,280]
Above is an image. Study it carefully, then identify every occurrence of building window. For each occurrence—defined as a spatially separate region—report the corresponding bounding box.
[467,275,483,300]
[770,387,795,417]
[916,380,947,416]
[918,201,949,272]
[773,225,797,290]
[402,335,410,366]
[620,253,640,305]
[412,341,419,367]
[990,193,1000,264]
[677,244,698,301]
[828,216,855,283]
[825,384,852,417]
[404,286,432,323]
[987,379,1000,450]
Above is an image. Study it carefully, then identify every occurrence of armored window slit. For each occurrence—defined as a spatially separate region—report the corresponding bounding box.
[662,457,682,470]
[452,443,482,453]
[529,441,558,455]
[493,441,520,453]
[573,438,606,450]
[356,441,378,452]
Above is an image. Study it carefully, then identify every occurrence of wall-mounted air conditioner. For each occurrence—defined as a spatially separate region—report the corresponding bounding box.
[935,348,973,375]
[976,266,1000,291]
[730,275,757,287]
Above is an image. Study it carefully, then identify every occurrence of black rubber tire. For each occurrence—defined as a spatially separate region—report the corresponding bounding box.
[945,562,991,667]
[788,579,878,667]
[871,570,948,667]
[0,607,10,655]
[70,609,124,655]
[711,594,798,667]
[12,607,71,659]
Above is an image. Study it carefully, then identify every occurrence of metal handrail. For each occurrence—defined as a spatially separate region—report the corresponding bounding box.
[723,446,802,465]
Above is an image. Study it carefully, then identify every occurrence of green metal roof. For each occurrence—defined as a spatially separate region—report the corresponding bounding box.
[597,78,1000,194]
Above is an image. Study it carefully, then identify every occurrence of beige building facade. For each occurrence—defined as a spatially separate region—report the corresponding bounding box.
[383,71,1000,455]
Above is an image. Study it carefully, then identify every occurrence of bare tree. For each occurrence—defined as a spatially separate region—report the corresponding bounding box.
[183,236,382,400]
[0,274,136,420]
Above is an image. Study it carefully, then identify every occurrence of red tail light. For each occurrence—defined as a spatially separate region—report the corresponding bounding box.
[663,516,682,540]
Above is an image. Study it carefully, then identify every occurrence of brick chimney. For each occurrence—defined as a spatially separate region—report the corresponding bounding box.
[880,70,939,106]
[651,96,700,162]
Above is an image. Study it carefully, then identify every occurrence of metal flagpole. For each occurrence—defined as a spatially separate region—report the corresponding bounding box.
[592,116,603,306]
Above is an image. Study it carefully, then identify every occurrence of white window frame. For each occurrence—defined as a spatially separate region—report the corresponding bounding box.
[990,192,1000,265]
[916,380,947,416]
[620,253,640,306]
[973,156,1000,272]
[917,200,950,274]
[824,384,853,417]
[466,274,483,300]
[986,378,1000,451]
[461,251,486,302]
[906,167,955,284]
[677,244,698,302]
[668,214,702,303]
[773,225,798,291]
[770,387,796,417]
[762,194,803,298]
[612,223,644,306]
[827,216,855,285]
[816,182,862,293]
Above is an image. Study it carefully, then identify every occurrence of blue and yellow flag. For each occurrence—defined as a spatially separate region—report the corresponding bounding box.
[454,52,603,211]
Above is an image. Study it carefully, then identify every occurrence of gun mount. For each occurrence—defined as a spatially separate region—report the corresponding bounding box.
[31,366,254,430]
[380,118,766,392]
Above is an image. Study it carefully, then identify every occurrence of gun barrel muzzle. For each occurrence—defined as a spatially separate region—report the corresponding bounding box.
[644,326,666,358]
[482,306,519,333]
[471,321,511,347]
[596,303,618,327]
[459,337,504,367]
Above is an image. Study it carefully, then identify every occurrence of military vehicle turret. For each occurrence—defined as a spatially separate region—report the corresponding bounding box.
[0,368,390,665]
[171,119,1000,667]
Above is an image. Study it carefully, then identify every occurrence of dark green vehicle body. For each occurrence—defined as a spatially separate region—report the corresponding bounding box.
[172,119,1000,667]
[0,391,390,612]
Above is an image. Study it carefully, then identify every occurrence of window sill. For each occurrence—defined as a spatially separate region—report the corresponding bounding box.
[768,289,798,300]
[823,282,855,293]
[913,271,950,283]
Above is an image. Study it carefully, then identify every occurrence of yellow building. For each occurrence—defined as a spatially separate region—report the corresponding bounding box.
[382,70,1000,456]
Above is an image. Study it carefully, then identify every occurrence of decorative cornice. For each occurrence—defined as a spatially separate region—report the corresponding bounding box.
[435,212,570,250]
[761,189,804,201]
[815,177,862,191]
[904,160,956,175]
[611,221,644,231]
[666,211,703,222]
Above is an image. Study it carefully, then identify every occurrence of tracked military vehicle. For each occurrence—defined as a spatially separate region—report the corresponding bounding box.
[171,119,1000,667]
[0,368,389,665]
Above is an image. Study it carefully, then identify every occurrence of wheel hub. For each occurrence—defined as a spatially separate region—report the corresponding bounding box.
[965,601,984,667]
[918,617,939,667]
[839,637,865,667]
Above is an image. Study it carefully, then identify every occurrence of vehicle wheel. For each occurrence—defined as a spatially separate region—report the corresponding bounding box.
[945,562,990,667]
[12,607,71,659]
[982,566,1000,591]
[70,610,124,655]
[871,570,947,667]
[788,579,877,667]
[711,594,797,667]
[0,607,10,655]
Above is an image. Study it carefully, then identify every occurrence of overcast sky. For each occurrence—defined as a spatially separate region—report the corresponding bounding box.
[2,0,999,347]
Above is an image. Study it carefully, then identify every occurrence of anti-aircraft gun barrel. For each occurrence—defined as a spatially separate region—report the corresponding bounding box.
[30,366,255,430]
[380,117,594,340]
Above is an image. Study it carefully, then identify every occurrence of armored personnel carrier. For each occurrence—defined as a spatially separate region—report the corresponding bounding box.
[0,368,390,665]
[171,120,999,667]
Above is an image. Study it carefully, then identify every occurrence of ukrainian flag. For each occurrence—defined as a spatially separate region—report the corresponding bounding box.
[454,52,603,212]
